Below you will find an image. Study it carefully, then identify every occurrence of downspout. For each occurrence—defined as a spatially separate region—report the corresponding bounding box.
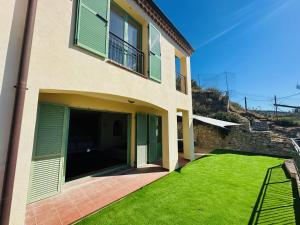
[0,0,38,224]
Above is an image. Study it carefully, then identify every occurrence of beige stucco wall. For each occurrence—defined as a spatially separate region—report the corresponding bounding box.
[0,0,28,204]
[4,0,195,224]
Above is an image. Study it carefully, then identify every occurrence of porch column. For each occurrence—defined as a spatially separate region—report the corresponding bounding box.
[182,110,195,161]
[162,108,178,171]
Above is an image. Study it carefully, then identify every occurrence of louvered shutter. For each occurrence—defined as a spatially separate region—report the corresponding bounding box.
[149,23,161,82]
[148,115,162,163]
[28,104,69,203]
[136,113,148,167]
[75,0,110,57]
[148,115,158,163]
[157,116,162,160]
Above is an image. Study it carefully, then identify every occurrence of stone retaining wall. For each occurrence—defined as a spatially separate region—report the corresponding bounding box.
[251,121,269,131]
[193,122,296,157]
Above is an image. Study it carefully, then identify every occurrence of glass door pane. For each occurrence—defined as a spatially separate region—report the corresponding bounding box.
[109,6,125,64]
[127,19,141,72]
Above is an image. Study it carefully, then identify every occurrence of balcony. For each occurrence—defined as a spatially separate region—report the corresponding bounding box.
[108,32,144,75]
[176,73,187,94]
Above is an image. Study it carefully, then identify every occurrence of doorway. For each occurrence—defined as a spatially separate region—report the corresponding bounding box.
[136,113,162,168]
[65,109,129,181]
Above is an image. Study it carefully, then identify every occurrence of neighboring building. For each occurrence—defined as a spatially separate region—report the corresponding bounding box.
[0,0,194,224]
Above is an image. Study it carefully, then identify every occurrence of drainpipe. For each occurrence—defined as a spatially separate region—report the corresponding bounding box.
[0,0,38,224]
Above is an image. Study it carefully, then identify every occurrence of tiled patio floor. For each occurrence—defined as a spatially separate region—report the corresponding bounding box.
[25,165,168,225]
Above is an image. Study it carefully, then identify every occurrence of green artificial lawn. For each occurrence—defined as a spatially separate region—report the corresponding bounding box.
[76,150,299,225]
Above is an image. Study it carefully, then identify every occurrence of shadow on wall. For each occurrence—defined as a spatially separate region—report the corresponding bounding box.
[248,165,300,225]
[0,0,28,201]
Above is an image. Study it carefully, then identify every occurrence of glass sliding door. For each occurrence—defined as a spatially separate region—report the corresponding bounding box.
[109,5,125,65]
[127,18,142,72]
[109,3,143,73]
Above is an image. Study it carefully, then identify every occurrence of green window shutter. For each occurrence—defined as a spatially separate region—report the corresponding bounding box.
[28,103,69,203]
[127,114,132,165]
[75,0,110,57]
[136,113,148,167]
[157,117,162,160]
[149,23,161,82]
[148,115,162,163]
[148,115,158,163]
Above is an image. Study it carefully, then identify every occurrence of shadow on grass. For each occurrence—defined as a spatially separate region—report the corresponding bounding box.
[175,154,213,173]
[211,149,291,159]
[248,165,300,225]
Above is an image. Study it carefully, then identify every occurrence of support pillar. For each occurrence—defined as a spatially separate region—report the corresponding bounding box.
[162,109,178,171]
[182,110,195,161]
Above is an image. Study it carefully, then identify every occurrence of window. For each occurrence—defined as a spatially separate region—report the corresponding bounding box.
[175,54,187,94]
[109,3,143,73]
[110,7,125,40]
[175,56,181,75]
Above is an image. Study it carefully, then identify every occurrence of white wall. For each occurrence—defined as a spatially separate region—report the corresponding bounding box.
[0,0,27,201]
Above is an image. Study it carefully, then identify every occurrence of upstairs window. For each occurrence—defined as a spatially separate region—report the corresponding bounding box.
[175,56,181,75]
[175,54,187,94]
[109,4,143,73]
[74,0,162,82]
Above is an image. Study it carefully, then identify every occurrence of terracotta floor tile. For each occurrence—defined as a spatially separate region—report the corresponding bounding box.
[38,216,62,225]
[60,210,82,225]
[25,216,36,225]
[58,201,74,209]
[35,210,59,224]
[26,164,168,225]
[33,203,55,216]
[26,208,34,218]
[56,205,78,217]
[76,202,98,217]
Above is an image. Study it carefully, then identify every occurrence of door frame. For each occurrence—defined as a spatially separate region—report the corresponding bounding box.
[64,107,132,183]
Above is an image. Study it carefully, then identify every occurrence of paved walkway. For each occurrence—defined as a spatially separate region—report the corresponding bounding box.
[25,165,168,225]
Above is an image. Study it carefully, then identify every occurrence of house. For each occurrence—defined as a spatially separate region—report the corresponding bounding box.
[0,0,195,224]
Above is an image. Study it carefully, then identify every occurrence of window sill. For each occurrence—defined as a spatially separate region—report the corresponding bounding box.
[176,90,188,95]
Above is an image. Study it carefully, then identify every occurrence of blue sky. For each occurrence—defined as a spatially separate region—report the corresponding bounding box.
[155,0,300,110]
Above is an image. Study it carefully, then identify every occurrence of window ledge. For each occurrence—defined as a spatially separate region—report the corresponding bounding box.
[106,59,148,79]
[176,90,188,95]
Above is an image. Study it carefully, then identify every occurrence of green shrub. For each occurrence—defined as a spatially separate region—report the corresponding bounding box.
[274,119,298,127]
[231,102,244,111]
[212,112,241,123]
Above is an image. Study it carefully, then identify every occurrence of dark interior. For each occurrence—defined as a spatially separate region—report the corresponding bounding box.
[66,109,128,181]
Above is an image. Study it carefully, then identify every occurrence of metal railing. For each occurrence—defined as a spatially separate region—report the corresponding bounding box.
[291,138,300,177]
[176,73,187,94]
[109,32,144,75]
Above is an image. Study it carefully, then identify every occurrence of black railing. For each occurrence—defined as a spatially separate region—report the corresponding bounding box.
[109,32,144,74]
[291,138,300,177]
[176,73,187,94]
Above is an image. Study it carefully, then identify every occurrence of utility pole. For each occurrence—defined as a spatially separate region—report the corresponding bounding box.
[274,95,278,121]
[244,97,248,112]
[225,71,230,112]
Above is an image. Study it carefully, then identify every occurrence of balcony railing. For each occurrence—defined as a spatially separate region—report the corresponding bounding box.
[176,73,187,94]
[109,32,144,75]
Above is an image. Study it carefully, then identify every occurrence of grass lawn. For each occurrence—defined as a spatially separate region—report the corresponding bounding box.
[76,150,299,225]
